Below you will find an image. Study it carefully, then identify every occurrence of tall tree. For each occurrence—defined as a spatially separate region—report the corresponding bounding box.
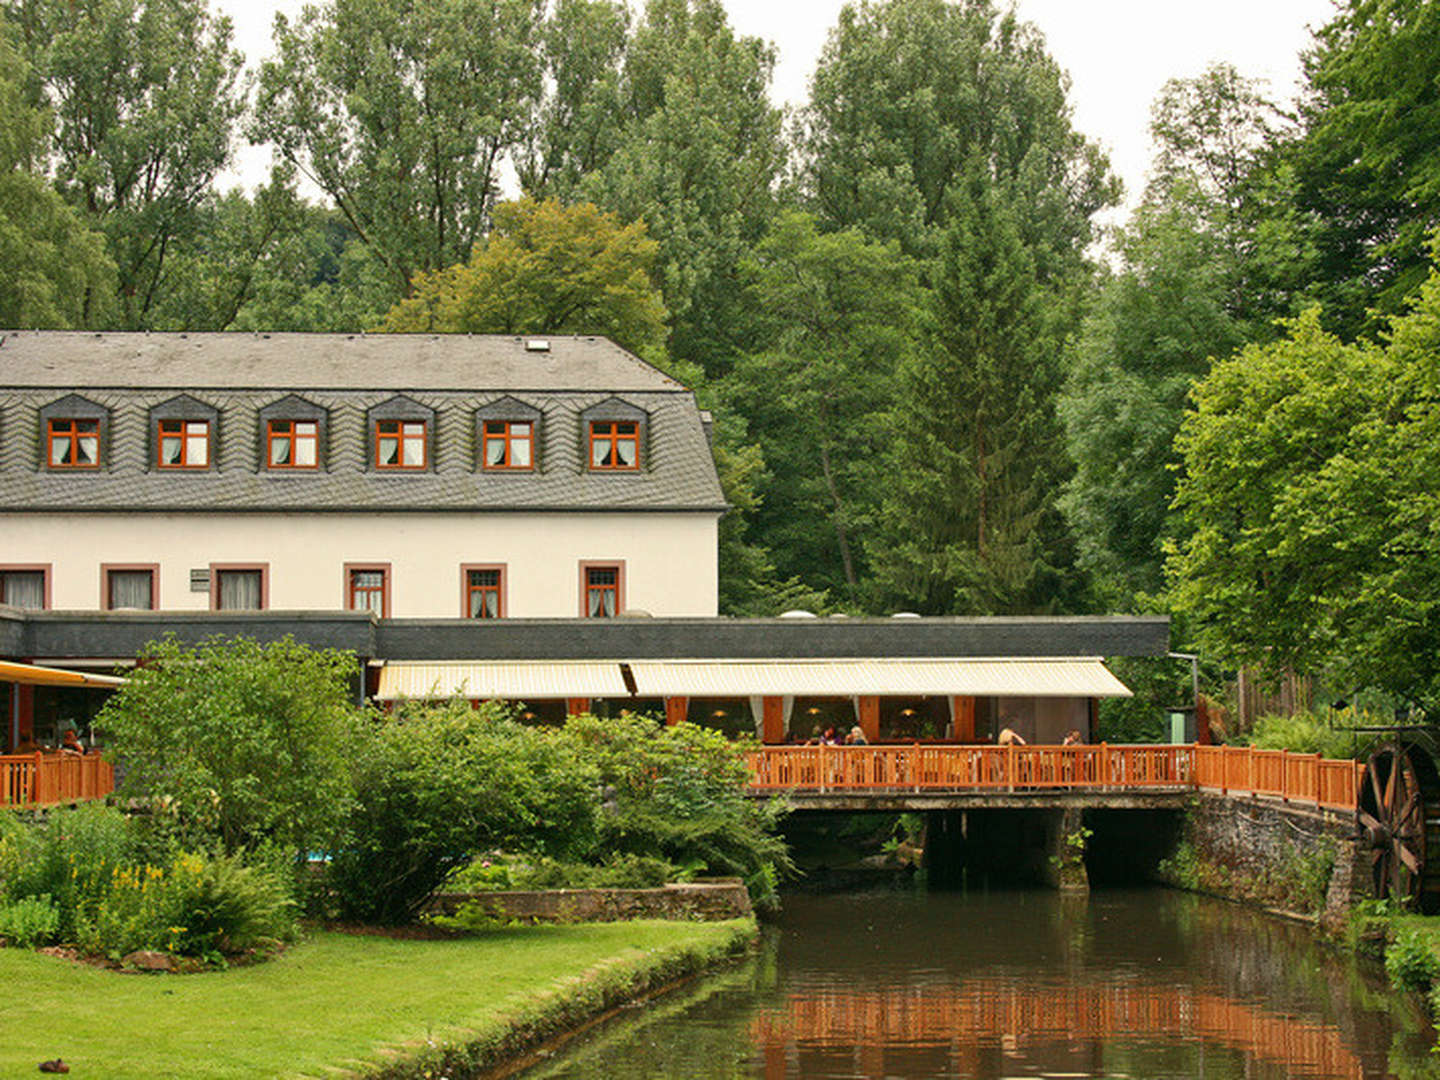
[1281,0,1440,337]
[6,0,243,328]
[377,197,667,353]
[1059,65,1279,603]
[726,212,924,600]
[254,0,545,299]
[0,14,114,327]
[872,170,1078,614]
[524,0,785,375]
[800,0,1117,279]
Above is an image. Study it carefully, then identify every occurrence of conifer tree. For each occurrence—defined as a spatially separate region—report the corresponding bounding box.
[871,169,1077,614]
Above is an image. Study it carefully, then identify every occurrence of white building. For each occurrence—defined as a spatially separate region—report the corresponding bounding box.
[0,332,723,619]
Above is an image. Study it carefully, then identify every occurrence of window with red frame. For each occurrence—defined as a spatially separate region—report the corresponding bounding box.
[375,420,427,469]
[584,566,620,617]
[482,420,533,470]
[465,568,503,618]
[47,419,100,469]
[157,419,210,469]
[348,567,389,616]
[267,419,319,469]
[589,421,639,470]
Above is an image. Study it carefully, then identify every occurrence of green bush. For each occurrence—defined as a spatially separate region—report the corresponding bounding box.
[97,635,363,859]
[1387,927,1440,991]
[330,700,600,925]
[561,713,792,911]
[1243,707,1384,759]
[1386,927,1440,993]
[509,854,678,891]
[75,850,297,959]
[0,895,59,946]
[0,804,139,940]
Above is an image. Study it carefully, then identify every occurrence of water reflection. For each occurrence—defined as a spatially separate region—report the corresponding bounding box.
[516,890,1434,1079]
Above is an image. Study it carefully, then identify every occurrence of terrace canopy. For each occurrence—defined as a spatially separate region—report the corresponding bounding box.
[373,658,1132,701]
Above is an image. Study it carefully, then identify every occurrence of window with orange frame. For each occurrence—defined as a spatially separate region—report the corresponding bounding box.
[47,418,100,469]
[375,420,427,470]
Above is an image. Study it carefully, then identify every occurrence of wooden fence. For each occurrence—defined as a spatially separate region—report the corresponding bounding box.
[0,753,115,808]
[746,743,1362,812]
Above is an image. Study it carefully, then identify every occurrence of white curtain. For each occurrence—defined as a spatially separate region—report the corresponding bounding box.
[218,571,262,610]
[109,571,152,610]
[3,572,44,610]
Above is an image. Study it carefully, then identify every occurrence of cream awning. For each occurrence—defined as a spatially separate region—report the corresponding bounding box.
[627,659,1132,698]
[375,661,629,701]
[0,660,127,689]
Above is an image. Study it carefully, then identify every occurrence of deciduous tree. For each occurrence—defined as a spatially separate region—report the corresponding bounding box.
[0,16,114,328]
[377,197,666,353]
[6,0,244,327]
[255,0,545,298]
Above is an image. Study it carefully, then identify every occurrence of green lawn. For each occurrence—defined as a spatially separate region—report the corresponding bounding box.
[1,920,755,1078]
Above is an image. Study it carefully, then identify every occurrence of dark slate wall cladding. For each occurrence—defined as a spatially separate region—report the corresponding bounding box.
[0,612,24,655]
[0,388,724,511]
[19,611,378,660]
[373,616,1172,661]
[4,613,1169,663]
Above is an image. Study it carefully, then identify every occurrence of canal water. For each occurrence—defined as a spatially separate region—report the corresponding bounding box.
[517,889,1435,1079]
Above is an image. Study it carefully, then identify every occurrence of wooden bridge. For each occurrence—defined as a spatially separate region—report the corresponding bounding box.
[745,743,1363,812]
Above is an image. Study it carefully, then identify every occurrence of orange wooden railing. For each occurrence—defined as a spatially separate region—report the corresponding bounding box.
[0,753,115,809]
[746,743,1362,812]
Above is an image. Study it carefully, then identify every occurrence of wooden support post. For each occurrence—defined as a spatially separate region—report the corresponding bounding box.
[565,697,590,718]
[762,696,785,744]
[951,695,976,742]
[858,695,880,743]
[664,696,688,727]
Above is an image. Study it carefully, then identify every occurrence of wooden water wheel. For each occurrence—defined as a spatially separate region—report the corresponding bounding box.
[1358,740,1440,913]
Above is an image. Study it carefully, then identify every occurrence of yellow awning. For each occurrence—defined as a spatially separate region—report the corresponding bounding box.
[375,661,629,701]
[627,659,1132,698]
[0,660,126,689]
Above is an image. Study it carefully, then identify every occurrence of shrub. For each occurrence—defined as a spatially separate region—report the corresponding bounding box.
[560,713,792,910]
[1387,927,1440,993]
[77,851,297,959]
[1243,707,1385,760]
[97,635,363,859]
[330,700,599,924]
[0,895,59,946]
[0,804,139,940]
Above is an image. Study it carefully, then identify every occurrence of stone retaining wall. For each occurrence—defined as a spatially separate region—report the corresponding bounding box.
[1160,792,1363,929]
[428,879,752,923]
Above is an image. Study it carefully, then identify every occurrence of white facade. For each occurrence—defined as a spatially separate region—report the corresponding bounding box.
[5,511,719,617]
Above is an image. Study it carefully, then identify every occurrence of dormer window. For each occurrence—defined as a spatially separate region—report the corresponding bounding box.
[475,397,542,473]
[375,420,427,470]
[48,418,100,469]
[40,394,108,471]
[590,421,639,470]
[268,420,319,469]
[483,420,533,470]
[258,394,328,472]
[580,397,646,473]
[157,419,210,469]
[367,395,435,473]
[149,395,218,473]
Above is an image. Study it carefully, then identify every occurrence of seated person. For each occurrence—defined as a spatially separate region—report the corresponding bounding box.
[61,729,85,755]
[997,726,1027,746]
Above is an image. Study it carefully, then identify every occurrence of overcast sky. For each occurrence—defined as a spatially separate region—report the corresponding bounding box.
[218,0,1339,218]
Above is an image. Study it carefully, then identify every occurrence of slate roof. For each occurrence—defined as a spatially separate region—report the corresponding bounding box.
[0,332,726,513]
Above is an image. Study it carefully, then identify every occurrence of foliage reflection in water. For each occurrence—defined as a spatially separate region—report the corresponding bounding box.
[517,889,1435,1079]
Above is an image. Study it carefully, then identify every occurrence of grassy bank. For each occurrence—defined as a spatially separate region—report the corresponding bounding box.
[1,919,756,1079]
